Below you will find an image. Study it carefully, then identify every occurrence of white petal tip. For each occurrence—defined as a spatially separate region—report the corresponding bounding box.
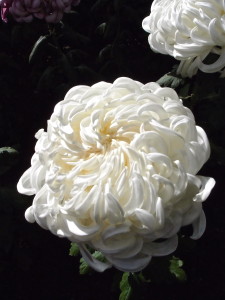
[25,206,35,223]
[191,210,206,240]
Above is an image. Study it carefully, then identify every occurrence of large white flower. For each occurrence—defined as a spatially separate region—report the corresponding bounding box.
[143,0,225,77]
[17,77,215,272]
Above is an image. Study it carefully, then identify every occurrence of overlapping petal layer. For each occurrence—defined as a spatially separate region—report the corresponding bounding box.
[143,0,225,77]
[17,77,215,272]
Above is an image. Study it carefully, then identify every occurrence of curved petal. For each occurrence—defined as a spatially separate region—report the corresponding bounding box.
[199,48,225,73]
[78,244,112,272]
[191,210,206,240]
[194,176,216,202]
[142,234,178,256]
[17,168,35,195]
[106,254,151,273]
[25,206,35,223]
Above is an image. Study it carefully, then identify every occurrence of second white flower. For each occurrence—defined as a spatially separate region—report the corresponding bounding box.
[143,0,225,77]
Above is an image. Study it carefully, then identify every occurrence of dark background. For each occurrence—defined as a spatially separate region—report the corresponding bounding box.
[0,0,224,299]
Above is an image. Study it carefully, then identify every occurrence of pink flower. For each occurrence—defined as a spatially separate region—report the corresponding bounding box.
[0,0,80,23]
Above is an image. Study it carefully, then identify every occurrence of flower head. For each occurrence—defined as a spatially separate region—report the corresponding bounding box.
[17,77,215,272]
[0,0,80,23]
[143,0,225,77]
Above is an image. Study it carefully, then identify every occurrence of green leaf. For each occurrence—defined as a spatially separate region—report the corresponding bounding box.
[157,72,185,89]
[137,272,151,283]
[119,272,133,300]
[169,256,187,282]
[0,147,18,157]
[79,259,90,275]
[0,147,18,176]
[79,251,106,275]
[69,243,80,257]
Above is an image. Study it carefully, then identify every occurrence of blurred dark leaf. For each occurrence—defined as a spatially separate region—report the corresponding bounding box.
[37,65,58,91]
[100,60,119,80]
[91,0,111,16]
[58,26,90,49]
[95,22,107,37]
[0,147,18,176]
[29,35,48,64]
[157,72,185,89]
[98,44,112,64]
[104,16,118,39]
[66,49,90,65]
[74,65,101,84]
[60,53,74,78]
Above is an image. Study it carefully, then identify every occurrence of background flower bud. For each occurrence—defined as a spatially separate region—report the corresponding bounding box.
[0,0,80,23]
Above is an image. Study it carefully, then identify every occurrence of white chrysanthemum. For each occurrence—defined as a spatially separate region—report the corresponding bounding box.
[17,77,215,272]
[143,0,225,77]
